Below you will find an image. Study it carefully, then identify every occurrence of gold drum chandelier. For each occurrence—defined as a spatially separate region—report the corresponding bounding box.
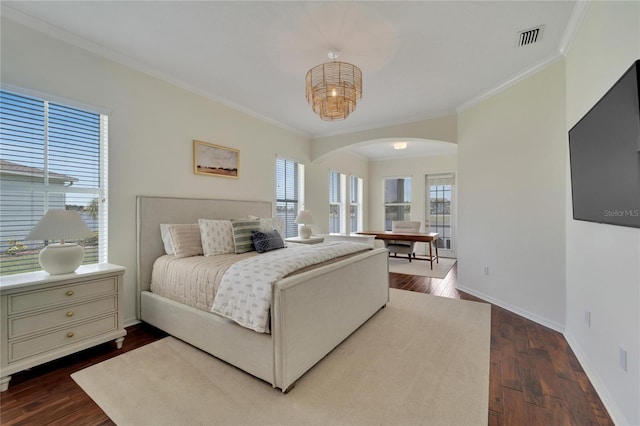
[305,51,362,121]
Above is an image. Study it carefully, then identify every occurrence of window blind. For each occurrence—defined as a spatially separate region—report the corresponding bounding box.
[0,90,108,275]
[350,175,363,233]
[276,157,301,238]
[329,170,342,233]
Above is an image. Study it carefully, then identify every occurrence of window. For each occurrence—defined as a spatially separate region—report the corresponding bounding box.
[329,170,345,233]
[350,175,363,233]
[426,173,455,254]
[0,90,108,275]
[276,157,304,238]
[384,177,411,230]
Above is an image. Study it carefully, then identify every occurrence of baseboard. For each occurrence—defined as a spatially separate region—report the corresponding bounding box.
[457,285,565,333]
[124,318,141,328]
[564,334,631,426]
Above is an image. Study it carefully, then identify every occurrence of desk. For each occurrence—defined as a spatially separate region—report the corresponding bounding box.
[357,231,440,269]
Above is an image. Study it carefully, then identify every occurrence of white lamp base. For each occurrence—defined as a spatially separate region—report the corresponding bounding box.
[299,225,312,239]
[39,243,85,275]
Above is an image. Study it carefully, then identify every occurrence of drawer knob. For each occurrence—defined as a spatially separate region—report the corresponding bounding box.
[67,332,74,338]
[66,311,74,317]
[66,291,74,296]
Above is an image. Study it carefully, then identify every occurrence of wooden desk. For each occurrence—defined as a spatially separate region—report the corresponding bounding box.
[357,231,440,269]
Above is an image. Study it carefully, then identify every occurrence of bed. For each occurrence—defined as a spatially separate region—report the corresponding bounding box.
[136,196,389,392]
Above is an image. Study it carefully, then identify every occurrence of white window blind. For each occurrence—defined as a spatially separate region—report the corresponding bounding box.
[350,175,363,233]
[329,170,343,233]
[276,157,303,238]
[0,90,108,275]
[384,177,411,230]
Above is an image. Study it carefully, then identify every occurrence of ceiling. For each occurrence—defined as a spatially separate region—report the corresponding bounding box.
[2,1,578,159]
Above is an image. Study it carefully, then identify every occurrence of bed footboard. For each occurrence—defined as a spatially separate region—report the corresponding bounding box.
[271,247,389,391]
[141,291,274,384]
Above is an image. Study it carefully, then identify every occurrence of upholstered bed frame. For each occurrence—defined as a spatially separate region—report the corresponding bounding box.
[136,196,389,392]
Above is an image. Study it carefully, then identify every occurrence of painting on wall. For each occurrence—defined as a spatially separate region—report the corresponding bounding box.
[193,140,239,178]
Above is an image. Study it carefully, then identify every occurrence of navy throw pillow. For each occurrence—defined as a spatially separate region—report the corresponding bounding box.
[251,230,285,253]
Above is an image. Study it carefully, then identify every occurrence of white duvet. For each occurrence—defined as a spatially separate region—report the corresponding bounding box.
[211,241,370,333]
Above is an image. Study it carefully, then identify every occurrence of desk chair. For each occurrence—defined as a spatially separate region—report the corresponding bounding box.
[385,221,421,262]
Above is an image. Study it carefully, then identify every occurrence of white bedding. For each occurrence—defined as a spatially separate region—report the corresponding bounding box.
[211,241,371,333]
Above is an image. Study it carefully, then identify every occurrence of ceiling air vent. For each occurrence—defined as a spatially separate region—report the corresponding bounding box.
[517,25,544,47]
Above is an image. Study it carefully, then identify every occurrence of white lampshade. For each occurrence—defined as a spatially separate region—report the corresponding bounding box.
[26,210,94,275]
[294,210,314,225]
[294,210,314,239]
[26,209,94,242]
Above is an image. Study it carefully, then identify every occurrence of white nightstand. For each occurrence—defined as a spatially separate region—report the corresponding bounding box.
[0,263,126,392]
[285,236,325,245]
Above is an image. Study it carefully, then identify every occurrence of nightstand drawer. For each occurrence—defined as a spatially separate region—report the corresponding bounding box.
[8,296,118,339]
[8,314,118,363]
[8,277,117,315]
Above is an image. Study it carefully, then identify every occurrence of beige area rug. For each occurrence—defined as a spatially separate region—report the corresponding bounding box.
[388,256,457,278]
[72,289,490,426]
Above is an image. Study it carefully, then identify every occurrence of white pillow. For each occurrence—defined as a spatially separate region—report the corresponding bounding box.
[259,217,285,239]
[160,224,175,255]
[198,219,235,255]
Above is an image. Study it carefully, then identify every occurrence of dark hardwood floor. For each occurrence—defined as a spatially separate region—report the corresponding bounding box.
[0,264,613,425]
[391,264,613,426]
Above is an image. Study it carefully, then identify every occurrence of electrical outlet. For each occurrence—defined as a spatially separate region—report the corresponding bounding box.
[619,347,628,371]
[483,266,490,276]
[584,310,591,327]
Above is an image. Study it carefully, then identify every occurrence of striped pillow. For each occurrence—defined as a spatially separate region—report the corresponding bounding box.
[230,219,261,254]
[167,224,203,258]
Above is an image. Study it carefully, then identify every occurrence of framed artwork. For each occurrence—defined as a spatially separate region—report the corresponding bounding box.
[193,140,239,178]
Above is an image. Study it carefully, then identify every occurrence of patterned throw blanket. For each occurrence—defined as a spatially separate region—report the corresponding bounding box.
[211,241,370,333]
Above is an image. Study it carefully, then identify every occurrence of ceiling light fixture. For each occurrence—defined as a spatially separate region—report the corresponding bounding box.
[306,51,362,121]
[393,142,408,150]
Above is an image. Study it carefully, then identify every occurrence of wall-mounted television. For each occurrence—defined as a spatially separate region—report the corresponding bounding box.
[568,59,640,229]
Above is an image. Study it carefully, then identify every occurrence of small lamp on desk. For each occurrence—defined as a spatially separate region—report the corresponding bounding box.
[294,210,314,239]
[25,209,94,275]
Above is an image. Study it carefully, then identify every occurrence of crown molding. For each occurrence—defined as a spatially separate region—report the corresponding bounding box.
[456,53,564,113]
[457,0,590,114]
[0,5,308,138]
[559,0,591,56]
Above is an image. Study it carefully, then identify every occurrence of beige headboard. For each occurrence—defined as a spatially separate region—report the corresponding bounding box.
[136,196,272,315]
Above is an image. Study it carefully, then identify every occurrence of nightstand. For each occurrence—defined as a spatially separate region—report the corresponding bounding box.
[0,263,126,392]
[285,236,325,245]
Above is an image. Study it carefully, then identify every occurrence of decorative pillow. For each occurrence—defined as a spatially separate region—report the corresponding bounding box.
[167,224,203,258]
[259,217,285,239]
[230,219,262,254]
[160,224,175,255]
[198,219,235,255]
[251,230,285,253]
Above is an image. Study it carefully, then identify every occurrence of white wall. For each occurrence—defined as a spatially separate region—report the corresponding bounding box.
[564,2,640,424]
[311,115,457,161]
[368,154,457,254]
[0,18,313,324]
[306,150,369,235]
[457,60,567,331]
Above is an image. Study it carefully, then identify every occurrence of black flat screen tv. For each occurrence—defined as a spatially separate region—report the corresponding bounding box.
[568,59,640,229]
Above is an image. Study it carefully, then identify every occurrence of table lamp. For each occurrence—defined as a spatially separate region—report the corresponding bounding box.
[294,210,314,239]
[25,209,95,275]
